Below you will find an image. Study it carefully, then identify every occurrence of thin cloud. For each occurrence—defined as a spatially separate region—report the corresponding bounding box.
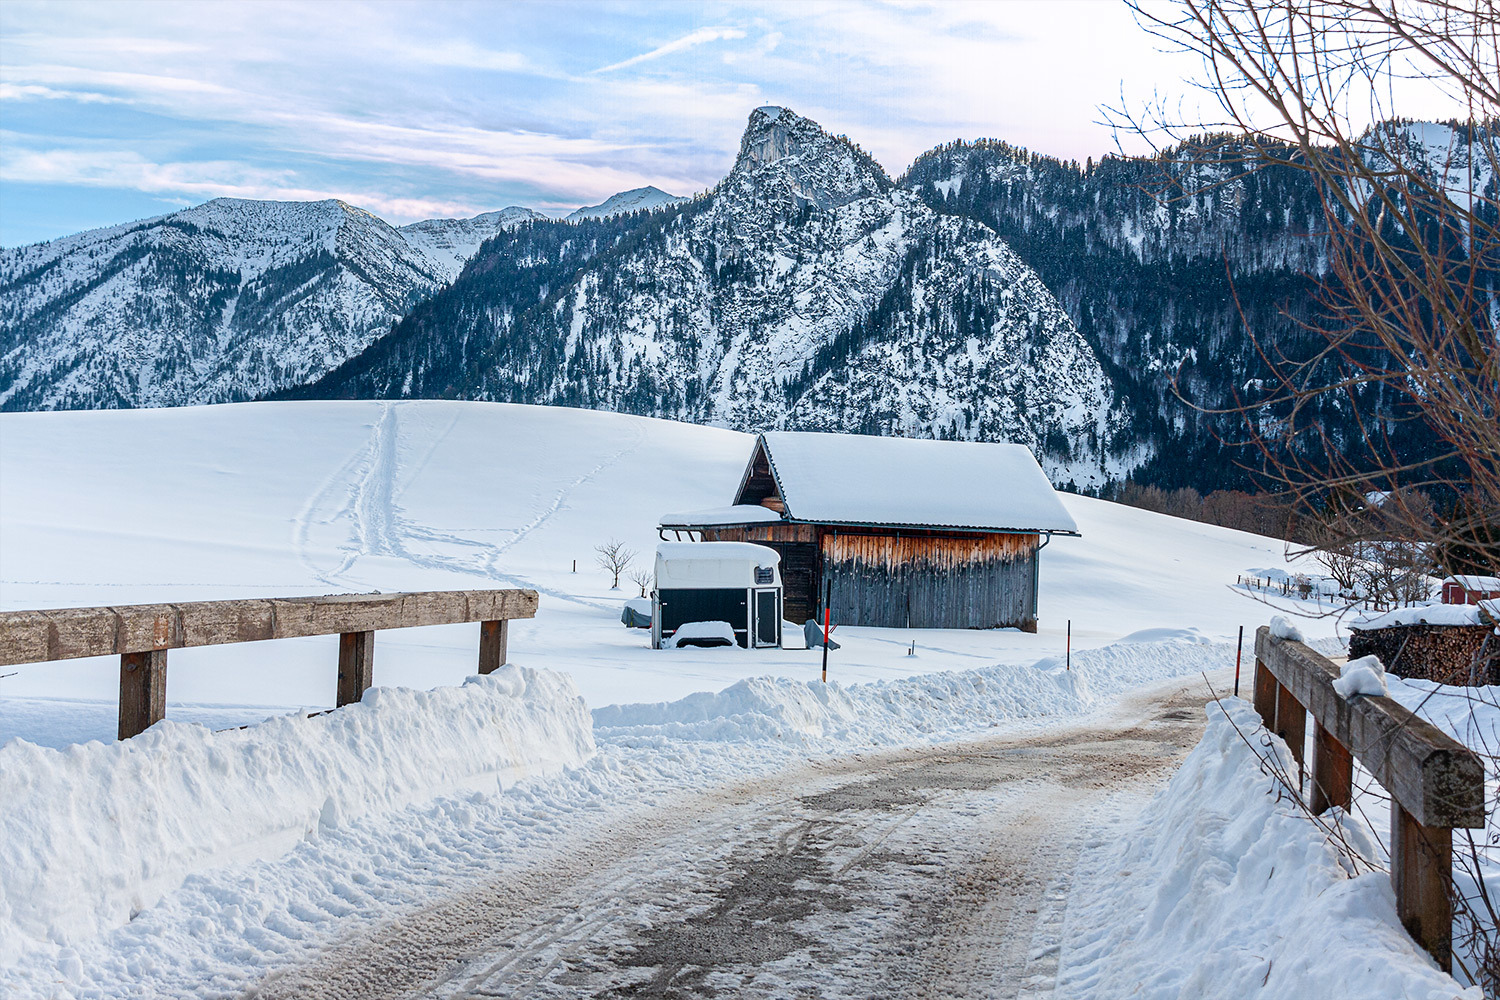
[0,83,123,104]
[593,26,746,74]
[405,41,533,74]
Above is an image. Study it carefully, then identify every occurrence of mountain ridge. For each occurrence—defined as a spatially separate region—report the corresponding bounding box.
[0,198,544,409]
[283,106,1127,487]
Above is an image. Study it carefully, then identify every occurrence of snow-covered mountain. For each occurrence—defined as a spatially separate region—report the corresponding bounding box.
[0,199,541,410]
[292,107,1128,486]
[901,119,1497,488]
[566,186,689,220]
[399,206,547,276]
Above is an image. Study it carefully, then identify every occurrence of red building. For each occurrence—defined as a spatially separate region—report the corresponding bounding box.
[1440,575,1500,605]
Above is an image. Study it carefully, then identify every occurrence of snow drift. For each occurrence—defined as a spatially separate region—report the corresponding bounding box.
[1057,697,1474,999]
[0,665,593,962]
[594,638,1241,747]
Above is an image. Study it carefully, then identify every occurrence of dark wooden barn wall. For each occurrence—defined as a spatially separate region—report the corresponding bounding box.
[702,525,818,623]
[821,533,1038,630]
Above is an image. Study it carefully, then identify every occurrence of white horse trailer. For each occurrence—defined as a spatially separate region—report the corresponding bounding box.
[652,542,783,649]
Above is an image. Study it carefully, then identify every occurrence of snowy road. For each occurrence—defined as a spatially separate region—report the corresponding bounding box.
[251,676,1215,1000]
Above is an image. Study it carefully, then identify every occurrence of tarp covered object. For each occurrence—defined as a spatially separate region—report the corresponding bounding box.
[621,597,652,629]
[804,619,840,650]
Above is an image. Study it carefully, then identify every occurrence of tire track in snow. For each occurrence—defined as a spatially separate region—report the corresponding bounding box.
[255,679,1219,1000]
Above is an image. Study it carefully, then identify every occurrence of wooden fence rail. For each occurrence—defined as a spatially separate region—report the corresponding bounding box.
[1253,626,1485,971]
[0,590,539,740]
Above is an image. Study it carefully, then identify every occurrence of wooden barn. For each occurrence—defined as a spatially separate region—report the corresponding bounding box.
[659,432,1079,631]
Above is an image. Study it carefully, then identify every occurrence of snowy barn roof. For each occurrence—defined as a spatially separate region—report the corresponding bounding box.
[717,432,1079,534]
[1445,574,1500,591]
[659,505,783,529]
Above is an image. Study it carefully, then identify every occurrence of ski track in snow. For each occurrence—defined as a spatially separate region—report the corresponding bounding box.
[293,404,645,609]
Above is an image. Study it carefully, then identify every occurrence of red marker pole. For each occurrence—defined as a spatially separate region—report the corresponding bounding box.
[1234,624,1244,697]
[822,580,832,684]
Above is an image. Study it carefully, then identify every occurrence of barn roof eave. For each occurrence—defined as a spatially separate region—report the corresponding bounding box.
[787,519,1081,536]
[659,513,1081,537]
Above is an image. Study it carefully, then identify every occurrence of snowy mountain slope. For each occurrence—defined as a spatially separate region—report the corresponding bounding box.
[398,206,547,277]
[901,123,1499,489]
[565,185,688,220]
[0,199,542,411]
[295,108,1128,485]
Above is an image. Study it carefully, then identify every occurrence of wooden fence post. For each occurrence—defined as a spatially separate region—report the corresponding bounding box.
[1275,681,1307,791]
[1253,658,1277,730]
[118,649,167,740]
[478,620,508,675]
[1309,719,1353,814]
[1392,802,1455,972]
[337,631,374,707]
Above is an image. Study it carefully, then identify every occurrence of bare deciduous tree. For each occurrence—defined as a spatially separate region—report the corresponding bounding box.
[1112,0,1499,574]
[627,568,652,598]
[1110,2,1498,986]
[594,540,636,590]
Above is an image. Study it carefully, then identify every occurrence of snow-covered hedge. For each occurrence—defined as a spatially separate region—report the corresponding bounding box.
[1057,697,1475,998]
[0,666,593,963]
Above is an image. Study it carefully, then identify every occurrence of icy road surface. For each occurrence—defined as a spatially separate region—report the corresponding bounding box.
[253,675,1215,1000]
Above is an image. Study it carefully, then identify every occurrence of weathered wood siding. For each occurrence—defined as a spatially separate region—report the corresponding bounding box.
[820,532,1037,629]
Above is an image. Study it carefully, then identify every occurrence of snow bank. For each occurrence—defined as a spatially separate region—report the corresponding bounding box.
[1057,697,1475,999]
[1333,654,1389,699]
[0,666,593,962]
[595,639,1238,747]
[1356,604,1485,629]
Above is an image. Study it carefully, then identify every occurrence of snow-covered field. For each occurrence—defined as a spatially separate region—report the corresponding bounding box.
[0,399,1337,744]
[1,400,1475,997]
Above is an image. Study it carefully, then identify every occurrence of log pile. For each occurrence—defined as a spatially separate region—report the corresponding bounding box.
[1348,622,1500,686]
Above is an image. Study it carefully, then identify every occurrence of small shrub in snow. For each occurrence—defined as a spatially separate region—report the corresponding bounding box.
[594,539,636,589]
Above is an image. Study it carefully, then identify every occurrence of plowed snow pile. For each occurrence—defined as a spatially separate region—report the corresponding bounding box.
[0,666,592,964]
[1059,698,1477,999]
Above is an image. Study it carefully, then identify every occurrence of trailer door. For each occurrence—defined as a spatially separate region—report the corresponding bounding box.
[753,589,780,647]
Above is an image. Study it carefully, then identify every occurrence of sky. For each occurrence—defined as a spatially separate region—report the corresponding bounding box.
[0,0,1470,247]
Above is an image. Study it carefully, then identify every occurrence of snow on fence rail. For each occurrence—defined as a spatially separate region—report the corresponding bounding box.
[1253,625,1485,971]
[0,589,539,739]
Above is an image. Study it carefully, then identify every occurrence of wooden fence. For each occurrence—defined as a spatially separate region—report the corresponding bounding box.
[0,590,539,740]
[1253,626,1486,970]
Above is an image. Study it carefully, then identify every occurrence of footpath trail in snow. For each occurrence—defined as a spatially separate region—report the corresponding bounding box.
[252,675,1217,1000]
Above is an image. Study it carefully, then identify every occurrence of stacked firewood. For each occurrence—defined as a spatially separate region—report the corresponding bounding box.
[1349,622,1500,686]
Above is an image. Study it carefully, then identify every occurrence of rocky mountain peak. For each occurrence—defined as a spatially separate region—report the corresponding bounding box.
[727,106,892,211]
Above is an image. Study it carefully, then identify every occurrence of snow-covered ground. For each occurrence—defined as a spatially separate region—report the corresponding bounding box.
[1061,697,1479,999]
[1,400,1475,997]
[0,399,1336,745]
